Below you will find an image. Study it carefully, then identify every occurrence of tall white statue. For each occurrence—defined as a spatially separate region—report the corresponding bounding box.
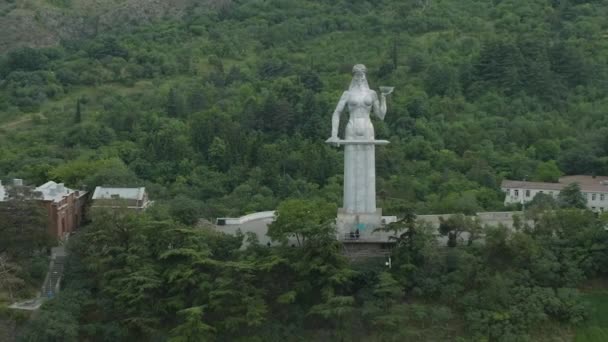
[327,64,393,237]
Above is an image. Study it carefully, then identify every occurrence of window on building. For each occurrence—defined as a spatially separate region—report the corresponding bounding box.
[526,190,531,197]
[514,189,519,197]
[592,193,596,201]
[602,194,605,201]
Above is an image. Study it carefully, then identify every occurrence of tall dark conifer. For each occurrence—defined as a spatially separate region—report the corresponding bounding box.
[75,98,82,124]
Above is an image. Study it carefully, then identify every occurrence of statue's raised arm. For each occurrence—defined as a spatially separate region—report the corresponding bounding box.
[373,86,394,121]
[372,91,385,121]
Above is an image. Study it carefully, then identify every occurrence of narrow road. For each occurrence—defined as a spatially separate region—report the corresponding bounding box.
[0,113,46,130]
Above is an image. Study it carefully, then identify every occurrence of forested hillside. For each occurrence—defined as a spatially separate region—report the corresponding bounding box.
[1,0,608,218]
[1,0,608,340]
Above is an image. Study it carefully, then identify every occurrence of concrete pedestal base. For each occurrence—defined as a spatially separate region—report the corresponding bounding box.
[336,208,383,240]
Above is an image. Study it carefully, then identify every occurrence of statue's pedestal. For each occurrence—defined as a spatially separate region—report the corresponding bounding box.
[327,138,389,241]
[336,208,383,240]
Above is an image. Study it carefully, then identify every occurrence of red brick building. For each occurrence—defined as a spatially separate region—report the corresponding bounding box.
[34,181,87,239]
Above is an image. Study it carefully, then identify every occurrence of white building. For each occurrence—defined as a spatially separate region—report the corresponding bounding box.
[0,180,6,202]
[0,179,25,202]
[35,181,80,202]
[501,175,608,212]
[91,187,151,211]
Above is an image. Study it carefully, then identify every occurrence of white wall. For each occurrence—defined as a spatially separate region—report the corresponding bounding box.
[502,187,608,212]
[503,188,559,205]
[583,192,608,212]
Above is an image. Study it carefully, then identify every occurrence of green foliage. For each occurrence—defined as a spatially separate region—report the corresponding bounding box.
[526,192,558,220]
[535,160,563,182]
[576,291,608,342]
[5,48,49,72]
[268,199,337,246]
[558,183,588,209]
[0,255,24,302]
[39,204,354,340]
[0,186,52,259]
[74,98,81,124]
[383,204,608,340]
[49,158,139,190]
[168,195,204,226]
[166,88,185,118]
[439,214,482,247]
[18,289,89,342]
[46,0,71,9]
[168,307,215,342]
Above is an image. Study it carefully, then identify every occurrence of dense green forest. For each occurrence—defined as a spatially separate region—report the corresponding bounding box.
[4,199,608,341]
[1,0,608,340]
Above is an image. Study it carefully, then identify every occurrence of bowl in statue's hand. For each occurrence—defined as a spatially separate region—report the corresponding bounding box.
[379,86,394,95]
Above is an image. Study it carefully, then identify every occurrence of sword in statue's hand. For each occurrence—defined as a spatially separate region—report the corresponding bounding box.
[326,136,340,147]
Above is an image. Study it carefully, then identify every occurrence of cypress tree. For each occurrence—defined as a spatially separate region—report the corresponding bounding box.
[74,98,82,123]
[167,88,185,117]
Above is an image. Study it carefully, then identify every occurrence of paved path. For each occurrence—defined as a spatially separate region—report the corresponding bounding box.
[8,298,45,311]
[0,113,46,131]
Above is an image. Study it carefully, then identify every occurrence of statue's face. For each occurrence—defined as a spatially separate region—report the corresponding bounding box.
[352,64,367,84]
[353,71,365,81]
[350,64,368,89]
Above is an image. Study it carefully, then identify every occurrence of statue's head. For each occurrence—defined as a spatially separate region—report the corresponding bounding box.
[352,64,367,76]
[350,64,369,90]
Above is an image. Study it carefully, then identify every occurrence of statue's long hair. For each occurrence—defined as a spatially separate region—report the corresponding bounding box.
[348,64,370,91]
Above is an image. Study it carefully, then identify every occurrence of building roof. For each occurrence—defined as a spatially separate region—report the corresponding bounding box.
[92,187,146,201]
[501,175,608,193]
[560,175,608,188]
[35,181,84,203]
[500,180,564,191]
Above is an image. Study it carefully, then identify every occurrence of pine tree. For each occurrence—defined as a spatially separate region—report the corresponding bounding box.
[167,88,184,118]
[392,35,399,70]
[558,183,587,209]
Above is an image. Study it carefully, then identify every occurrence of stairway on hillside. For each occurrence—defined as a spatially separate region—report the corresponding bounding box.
[42,255,65,299]
[9,248,66,311]
[342,243,391,262]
